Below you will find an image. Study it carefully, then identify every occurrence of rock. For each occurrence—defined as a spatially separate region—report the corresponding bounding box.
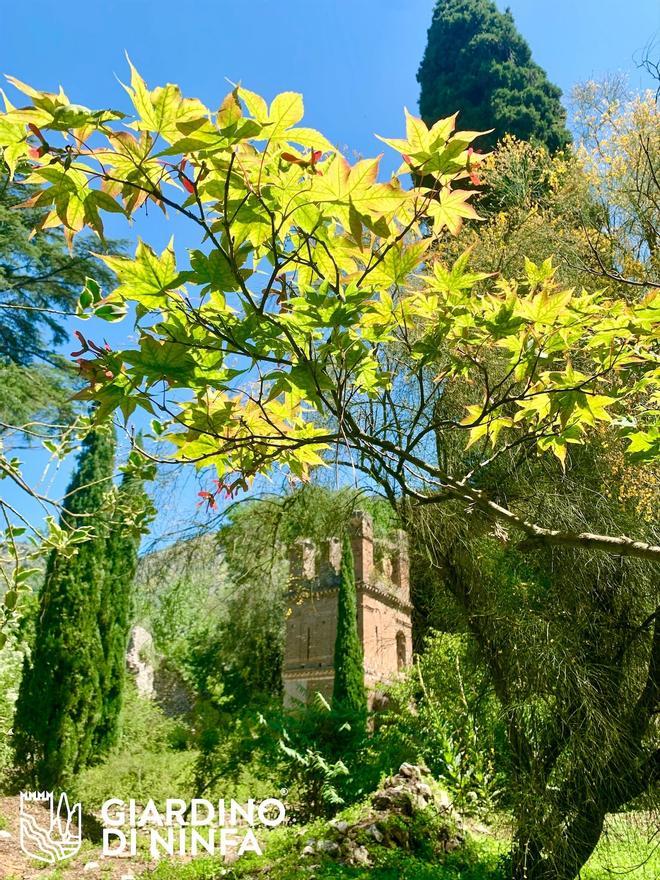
[372,784,415,815]
[125,626,155,698]
[343,838,371,865]
[416,782,433,801]
[153,657,194,716]
[367,823,384,843]
[83,862,100,872]
[298,764,468,867]
[399,762,421,780]
[0,829,11,839]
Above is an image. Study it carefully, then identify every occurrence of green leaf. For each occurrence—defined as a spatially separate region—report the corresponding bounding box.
[369,240,430,287]
[189,248,245,293]
[237,86,269,123]
[267,92,304,136]
[123,59,208,144]
[99,239,182,307]
[124,336,196,384]
[427,187,482,234]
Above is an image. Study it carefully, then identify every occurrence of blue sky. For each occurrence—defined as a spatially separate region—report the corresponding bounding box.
[3,1,658,162]
[2,0,659,542]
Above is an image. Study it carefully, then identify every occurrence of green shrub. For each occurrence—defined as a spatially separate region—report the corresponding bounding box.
[71,682,196,809]
[370,632,505,815]
[0,628,30,783]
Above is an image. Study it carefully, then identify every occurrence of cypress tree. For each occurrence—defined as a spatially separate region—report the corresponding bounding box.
[332,534,366,717]
[14,422,115,789]
[93,448,153,755]
[418,0,571,153]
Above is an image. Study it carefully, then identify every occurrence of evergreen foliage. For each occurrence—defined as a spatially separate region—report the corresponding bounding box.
[0,168,114,365]
[417,0,571,152]
[0,166,119,426]
[93,462,150,756]
[332,535,366,717]
[13,422,116,789]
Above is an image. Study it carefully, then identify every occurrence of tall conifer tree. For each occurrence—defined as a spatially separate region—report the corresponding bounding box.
[14,422,115,789]
[418,0,570,152]
[94,451,152,755]
[332,535,366,717]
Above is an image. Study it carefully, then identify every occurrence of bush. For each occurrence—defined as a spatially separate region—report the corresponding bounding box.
[71,682,196,809]
[0,632,27,781]
[368,632,505,815]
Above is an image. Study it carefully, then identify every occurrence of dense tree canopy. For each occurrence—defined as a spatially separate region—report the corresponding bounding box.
[0,69,654,562]
[402,104,659,878]
[13,422,116,789]
[417,0,571,152]
[0,168,118,425]
[0,61,655,879]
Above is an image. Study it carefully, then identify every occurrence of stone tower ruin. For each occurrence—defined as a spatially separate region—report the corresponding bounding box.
[283,512,413,708]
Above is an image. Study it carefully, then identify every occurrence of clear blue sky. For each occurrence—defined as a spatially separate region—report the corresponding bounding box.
[2,0,659,542]
[2,1,658,160]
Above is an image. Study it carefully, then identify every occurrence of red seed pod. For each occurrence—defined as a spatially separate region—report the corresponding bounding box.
[28,123,45,142]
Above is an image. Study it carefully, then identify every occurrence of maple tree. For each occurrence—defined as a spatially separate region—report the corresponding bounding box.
[0,64,658,566]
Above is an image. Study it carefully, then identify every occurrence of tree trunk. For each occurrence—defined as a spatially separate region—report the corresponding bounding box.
[510,807,606,880]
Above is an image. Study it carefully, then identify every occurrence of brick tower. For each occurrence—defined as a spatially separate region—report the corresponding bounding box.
[282,512,413,708]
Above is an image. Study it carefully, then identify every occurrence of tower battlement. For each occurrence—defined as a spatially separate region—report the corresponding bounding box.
[287,513,411,602]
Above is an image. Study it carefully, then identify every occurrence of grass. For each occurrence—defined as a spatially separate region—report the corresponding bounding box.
[145,812,658,880]
[581,813,659,880]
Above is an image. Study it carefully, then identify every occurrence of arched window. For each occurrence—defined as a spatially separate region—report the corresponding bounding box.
[396,631,407,671]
